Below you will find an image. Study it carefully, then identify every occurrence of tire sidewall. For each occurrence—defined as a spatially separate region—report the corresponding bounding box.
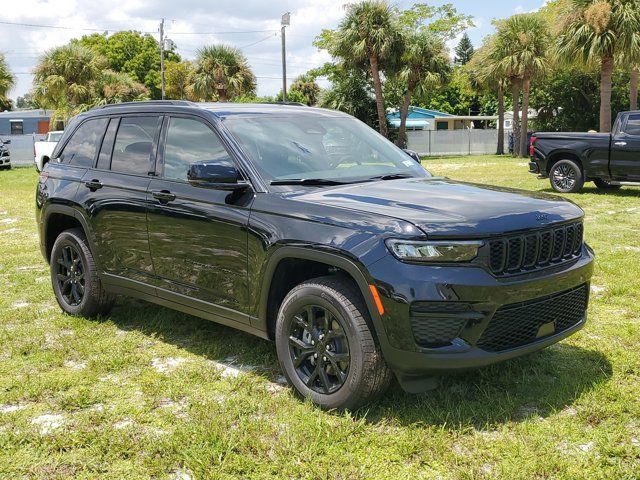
[275,284,366,410]
[50,231,94,316]
[550,159,584,193]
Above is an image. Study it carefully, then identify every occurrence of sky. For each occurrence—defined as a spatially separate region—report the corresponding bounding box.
[0,0,546,102]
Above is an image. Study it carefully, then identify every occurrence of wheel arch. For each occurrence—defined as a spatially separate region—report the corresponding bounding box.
[258,247,388,347]
[546,150,584,175]
[42,205,96,265]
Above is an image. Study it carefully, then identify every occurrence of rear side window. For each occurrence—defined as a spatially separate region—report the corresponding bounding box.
[110,116,161,175]
[624,114,640,136]
[59,118,108,167]
[162,117,232,181]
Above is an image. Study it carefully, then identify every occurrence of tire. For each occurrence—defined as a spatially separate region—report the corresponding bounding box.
[593,178,621,190]
[549,159,584,193]
[50,228,114,317]
[275,275,393,410]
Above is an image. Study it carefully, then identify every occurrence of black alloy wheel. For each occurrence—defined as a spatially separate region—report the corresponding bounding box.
[288,304,350,394]
[55,244,86,307]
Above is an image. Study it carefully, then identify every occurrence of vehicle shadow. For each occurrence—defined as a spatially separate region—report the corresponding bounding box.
[104,298,612,429]
[366,343,612,429]
[540,185,640,197]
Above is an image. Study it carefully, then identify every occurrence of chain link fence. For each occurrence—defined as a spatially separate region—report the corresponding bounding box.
[407,129,510,157]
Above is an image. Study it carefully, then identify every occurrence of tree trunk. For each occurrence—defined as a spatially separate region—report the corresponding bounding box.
[396,87,412,148]
[630,66,638,111]
[511,78,521,157]
[600,55,613,132]
[519,76,531,158]
[369,53,388,138]
[497,83,505,155]
[217,89,228,102]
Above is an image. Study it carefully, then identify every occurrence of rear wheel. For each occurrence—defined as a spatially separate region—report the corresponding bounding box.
[593,178,621,190]
[275,276,392,410]
[50,228,114,317]
[549,159,584,193]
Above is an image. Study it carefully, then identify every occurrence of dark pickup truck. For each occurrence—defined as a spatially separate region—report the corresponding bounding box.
[529,111,640,193]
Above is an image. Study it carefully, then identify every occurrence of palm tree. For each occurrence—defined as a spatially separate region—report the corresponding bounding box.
[33,44,104,120]
[332,1,402,137]
[467,37,508,155]
[556,0,640,132]
[493,14,549,157]
[192,45,256,102]
[0,53,15,110]
[395,30,450,147]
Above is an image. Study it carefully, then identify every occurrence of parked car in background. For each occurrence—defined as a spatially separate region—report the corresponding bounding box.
[34,130,64,172]
[530,111,640,193]
[37,101,594,409]
[0,138,10,170]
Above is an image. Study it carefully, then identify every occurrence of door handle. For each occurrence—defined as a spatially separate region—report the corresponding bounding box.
[151,190,176,203]
[84,179,103,191]
[614,141,627,146]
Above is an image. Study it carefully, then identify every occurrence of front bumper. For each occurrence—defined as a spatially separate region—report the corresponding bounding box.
[366,244,594,391]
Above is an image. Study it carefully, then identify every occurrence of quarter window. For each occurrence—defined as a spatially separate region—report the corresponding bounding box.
[163,117,232,181]
[59,118,108,167]
[110,116,160,175]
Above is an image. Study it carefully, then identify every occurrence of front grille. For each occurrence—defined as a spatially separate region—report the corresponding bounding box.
[410,302,477,348]
[476,284,588,352]
[488,222,583,276]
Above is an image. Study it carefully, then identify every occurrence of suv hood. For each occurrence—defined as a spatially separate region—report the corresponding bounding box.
[289,177,583,237]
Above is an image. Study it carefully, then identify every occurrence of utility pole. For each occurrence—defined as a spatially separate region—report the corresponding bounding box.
[159,18,166,100]
[281,12,290,103]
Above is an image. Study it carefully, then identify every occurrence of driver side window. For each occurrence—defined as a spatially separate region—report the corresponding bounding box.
[163,117,232,181]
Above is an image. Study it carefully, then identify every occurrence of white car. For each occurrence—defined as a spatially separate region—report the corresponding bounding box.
[34,130,64,171]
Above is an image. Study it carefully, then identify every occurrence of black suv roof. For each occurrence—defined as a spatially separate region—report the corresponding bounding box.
[86,101,346,120]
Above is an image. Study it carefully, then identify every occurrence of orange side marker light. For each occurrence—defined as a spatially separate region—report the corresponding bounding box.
[368,284,385,315]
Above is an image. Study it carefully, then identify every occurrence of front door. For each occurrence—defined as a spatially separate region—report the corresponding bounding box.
[610,113,640,181]
[146,116,253,323]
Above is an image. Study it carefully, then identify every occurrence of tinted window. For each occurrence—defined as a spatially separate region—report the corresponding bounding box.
[59,118,108,167]
[111,116,160,175]
[624,114,640,136]
[163,117,231,181]
[10,121,23,135]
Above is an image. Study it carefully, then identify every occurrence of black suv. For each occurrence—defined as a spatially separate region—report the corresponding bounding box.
[37,101,594,409]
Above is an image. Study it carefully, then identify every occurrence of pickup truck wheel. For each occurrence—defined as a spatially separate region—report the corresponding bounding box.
[550,159,584,193]
[275,276,392,410]
[593,178,622,190]
[50,228,114,317]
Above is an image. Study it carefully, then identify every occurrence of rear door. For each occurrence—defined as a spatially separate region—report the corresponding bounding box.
[610,113,640,181]
[146,115,253,323]
[76,115,162,288]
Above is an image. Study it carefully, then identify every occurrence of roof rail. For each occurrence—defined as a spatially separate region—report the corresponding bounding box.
[97,100,197,109]
[259,101,307,107]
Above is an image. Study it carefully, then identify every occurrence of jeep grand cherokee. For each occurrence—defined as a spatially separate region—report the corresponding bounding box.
[36,101,594,409]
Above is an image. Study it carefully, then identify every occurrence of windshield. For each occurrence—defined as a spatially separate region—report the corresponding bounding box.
[223,114,430,183]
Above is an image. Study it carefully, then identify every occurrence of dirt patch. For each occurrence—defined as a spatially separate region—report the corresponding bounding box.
[151,357,187,373]
[31,414,64,434]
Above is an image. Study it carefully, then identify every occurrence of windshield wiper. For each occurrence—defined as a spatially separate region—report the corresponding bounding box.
[270,178,350,186]
[369,173,414,181]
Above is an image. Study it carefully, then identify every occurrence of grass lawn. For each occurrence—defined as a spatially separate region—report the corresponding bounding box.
[0,156,639,479]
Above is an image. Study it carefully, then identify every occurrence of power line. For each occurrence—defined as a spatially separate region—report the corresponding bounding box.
[239,33,278,49]
[168,29,277,36]
[0,19,153,33]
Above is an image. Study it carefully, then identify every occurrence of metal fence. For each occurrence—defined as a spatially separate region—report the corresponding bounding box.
[2,134,45,166]
[407,129,510,157]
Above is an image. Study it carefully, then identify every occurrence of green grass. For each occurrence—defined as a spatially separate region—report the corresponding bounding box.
[0,157,639,479]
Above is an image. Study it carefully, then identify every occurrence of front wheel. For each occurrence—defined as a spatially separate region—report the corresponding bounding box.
[50,228,114,317]
[275,276,393,410]
[549,159,584,193]
[593,178,621,190]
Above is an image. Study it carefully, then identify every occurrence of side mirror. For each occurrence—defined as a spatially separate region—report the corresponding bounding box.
[403,149,421,163]
[187,160,250,191]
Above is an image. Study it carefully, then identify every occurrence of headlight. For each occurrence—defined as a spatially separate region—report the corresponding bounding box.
[386,239,483,262]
